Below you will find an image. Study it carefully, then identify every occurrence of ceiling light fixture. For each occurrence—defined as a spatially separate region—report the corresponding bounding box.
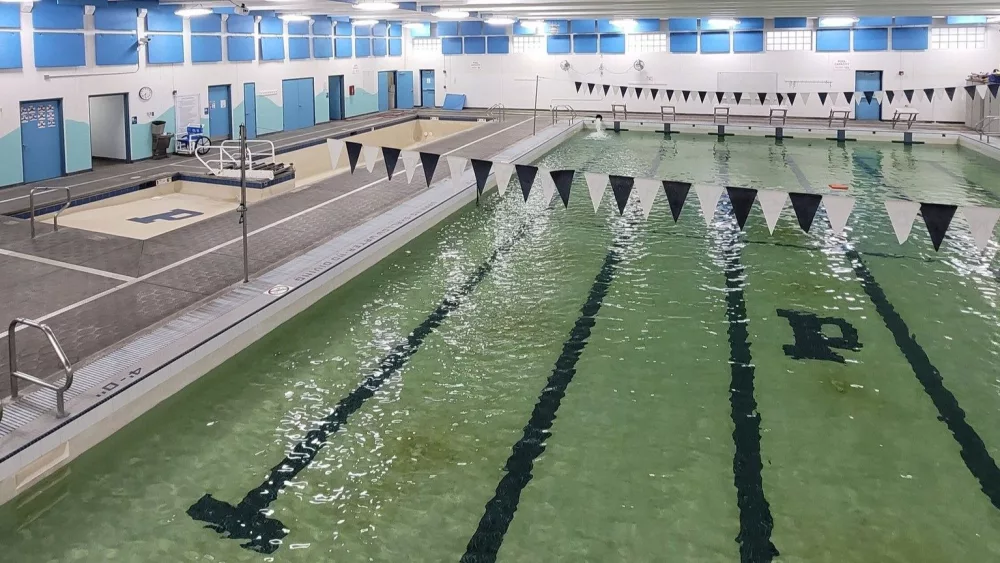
[819,16,859,26]
[174,7,212,17]
[987,16,1000,22]
[354,1,399,11]
[706,18,739,28]
[403,22,427,28]
[485,16,516,25]
[436,9,470,19]
[352,18,379,26]
[519,19,546,30]
[279,14,310,21]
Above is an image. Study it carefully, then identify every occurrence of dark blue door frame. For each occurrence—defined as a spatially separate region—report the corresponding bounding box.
[329,75,345,120]
[20,98,65,184]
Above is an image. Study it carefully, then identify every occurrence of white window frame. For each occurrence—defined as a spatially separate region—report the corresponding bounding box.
[930,26,986,50]
[410,38,442,53]
[511,35,545,54]
[765,30,813,51]
[627,33,669,53]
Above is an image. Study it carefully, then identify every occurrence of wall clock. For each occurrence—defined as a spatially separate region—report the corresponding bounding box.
[139,86,153,101]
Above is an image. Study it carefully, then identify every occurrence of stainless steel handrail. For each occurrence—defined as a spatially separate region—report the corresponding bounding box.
[486,103,506,122]
[9,318,74,418]
[29,187,71,239]
[975,115,1000,143]
[611,104,627,121]
[551,104,576,124]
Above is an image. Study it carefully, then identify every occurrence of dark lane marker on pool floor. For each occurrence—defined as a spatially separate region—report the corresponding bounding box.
[187,223,531,554]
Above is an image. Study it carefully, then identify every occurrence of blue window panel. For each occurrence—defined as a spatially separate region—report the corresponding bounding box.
[354,24,371,36]
[573,33,597,53]
[0,32,21,68]
[34,32,84,66]
[313,17,332,35]
[355,37,371,56]
[388,37,402,55]
[702,19,740,30]
[482,23,506,35]
[816,28,850,51]
[259,16,282,35]
[857,17,892,27]
[894,16,933,26]
[190,35,222,62]
[947,16,987,24]
[32,2,83,30]
[389,23,402,37]
[408,22,431,37]
[546,34,571,54]
[486,35,508,54]
[437,21,459,35]
[0,5,19,29]
[227,35,254,60]
[700,31,730,53]
[892,27,928,50]
[372,22,387,36]
[260,36,284,60]
[570,19,596,33]
[289,36,310,59]
[599,33,625,53]
[462,36,484,54]
[146,33,182,63]
[513,21,537,35]
[94,7,137,31]
[226,14,254,34]
[146,10,182,32]
[190,13,222,33]
[334,37,352,57]
[635,18,660,32]
[668,18,698,31]
[546,20,569,34]
[442,36,462,54]
[597,19,616,33]
[371,37,387,56]
[335,21,353,36]
[734,18,763,30]
[314,37,333,57]
[287,20,309,35]
[670,32,697,52]
[459,21,482,35]
[853,28,887,51]
[733,30,763,52]
[95,33,138,65]
[773,17,807,29]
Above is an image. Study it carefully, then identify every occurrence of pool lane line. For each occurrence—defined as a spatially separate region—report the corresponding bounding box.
[187,220,533,554]
[714,143,780,562]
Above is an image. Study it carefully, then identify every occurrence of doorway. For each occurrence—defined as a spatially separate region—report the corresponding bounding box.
[420,69,435,108]
[395,71,414,109]
[243,82,257,140]
[329,75,345,120]
[377,71,396,112]
[281,77,316,131]
[88,93,130,166]
[855,70,882,121]
[207,84,232,141]
[20,99,65,183]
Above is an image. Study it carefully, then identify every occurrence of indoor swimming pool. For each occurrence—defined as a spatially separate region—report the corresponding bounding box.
[3,130,1000,562]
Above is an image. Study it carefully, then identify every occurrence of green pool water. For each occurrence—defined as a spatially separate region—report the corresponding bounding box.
[3,131,1000,562]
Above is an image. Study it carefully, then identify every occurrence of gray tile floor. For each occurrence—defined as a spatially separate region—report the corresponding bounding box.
[0,113,534,398]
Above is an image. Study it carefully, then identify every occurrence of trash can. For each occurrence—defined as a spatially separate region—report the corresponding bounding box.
[151,120,166,135]
[152,133,174,160]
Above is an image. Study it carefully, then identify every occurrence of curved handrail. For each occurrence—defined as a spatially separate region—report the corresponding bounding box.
[551,104,576,124]
[487,103,506,122]
[611,103,627,121]
[29,186,71,239]
[9,318,74,418]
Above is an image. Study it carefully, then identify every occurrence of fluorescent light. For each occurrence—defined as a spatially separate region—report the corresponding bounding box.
[519,19,545,30]
[175,7,212,17]
[403,22,427,29]
[279,14,310,21]
[352,18,379,26]
[819,17,859,26]
[609,18,637,28]
[706,18,739,28]
[354,1,399,11]
[987,16,1000,23]
[486,16,515,25]
[436,9,469,19]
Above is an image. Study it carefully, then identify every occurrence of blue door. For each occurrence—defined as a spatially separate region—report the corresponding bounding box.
[282,78,315,131]
[20,99,64,183]
[243,82,257,140]
[329,75,345,120]
[395,71,414,109]
[420,69,435,108]
[377,71,391,112]
[855,70,882,121]
[208,84,232,140]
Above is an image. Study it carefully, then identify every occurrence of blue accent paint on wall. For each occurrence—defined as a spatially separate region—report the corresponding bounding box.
[486,35,508,54]
[546,34,571,54]
[226,14,254,33]
[0,127,24,186]
[700,31,730,53]
[313,37,332,58]
[259,16,282,35]
[65,119,91,173]
[287,20,309,35]
[192,35,222,62]
[335,37,352,57]
[573,33,597,53]
[373,37,388,56]
[773,17,807,29]
[355,37,371,56]
[733,30,763,52]
[346,87,378,117]
[315,91,329,123]
[34,33,85,67]
[255,95,282,135]
[668,18,698,31]
[0,32,21,68]
[289,36,310,59]
[442,36,462,54]
[599,33,624,53]
[147,33,183,64]
[32,1,83,30]
[146,9,182,32]
[94,6,137,30]
[670,32,697,53]
[227,35,254,60]
[463,36,485,54]
[190,13,222,33]
[853,28,888,51]
[892,26,928,50]
[389,37,402,55]
[0,4,20,28]
[260,37,284,60]
[95,33,138,65]
[816,28,850,51]
[313,17,332,35]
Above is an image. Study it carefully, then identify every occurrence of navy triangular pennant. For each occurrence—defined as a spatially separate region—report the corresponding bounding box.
[726,186,757,230]
[945,87,955,101]
[575,81,582,93]
[965,85,977,99]
[734,92,744,104]
[788,192,822,233]
[920,203,957,251]
[345,141,362,173]
[757,92,767,104]
[419,152,439,187]
[550,170,574,208]
[904,89,914,102]
[636,87,643,98]
[666,89,675,101]
[863,91,874,104]
[924,88,935,102]
[608,175,634,216]
[470,158,493,196]
[588,83,596,94]
[515,164,537,202]
[778,93,787,105]
[715,91,725,103]
[602,84,611,96]
[381,147,401,181]
[843,92,854,104]
[651,88,659,100]
[816,92,826,105]
[693,91,703,102]
[990,84,1000,98]
[886,90,895,104]
[662,181,691,222]
[787,92,797,105]
[619,85,628,97]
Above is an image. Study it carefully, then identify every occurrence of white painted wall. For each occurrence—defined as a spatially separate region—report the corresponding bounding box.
[88,94,127,160]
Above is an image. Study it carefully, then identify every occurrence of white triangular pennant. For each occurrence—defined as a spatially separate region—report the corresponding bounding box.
[401,150,420,183]
[757,190,787,235]
[830,92,840,105]
[327,138,345,169]
[823,195,855,236]
[884,199,920,244]
[961,206,1000,252]
[539,168,556,204]
[801,92,811,105]
[362,145,379,173]
[977,85,988,99]
[635,178,659,219]
[493,162,514,196]
[585,171,608,212]
[874,91,884,103]
[855,92,863,105]
[695,184,723,227]
[447,155,468,192]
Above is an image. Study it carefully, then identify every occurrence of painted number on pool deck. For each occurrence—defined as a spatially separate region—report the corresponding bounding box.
[128,208,204,224]
[778,309,862,363]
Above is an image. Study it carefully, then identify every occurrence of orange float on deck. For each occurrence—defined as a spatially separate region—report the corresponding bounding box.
[829,183,850,191]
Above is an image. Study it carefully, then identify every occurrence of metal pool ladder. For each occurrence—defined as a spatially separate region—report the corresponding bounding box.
[975,115,1000,144]
[551,104,576,124]
[7,318,74,419]
[486,103,506,122]
[29,187,71,239]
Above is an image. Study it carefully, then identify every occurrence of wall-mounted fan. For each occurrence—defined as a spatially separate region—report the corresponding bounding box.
[633,59,645,71]
[559,60,571,71]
